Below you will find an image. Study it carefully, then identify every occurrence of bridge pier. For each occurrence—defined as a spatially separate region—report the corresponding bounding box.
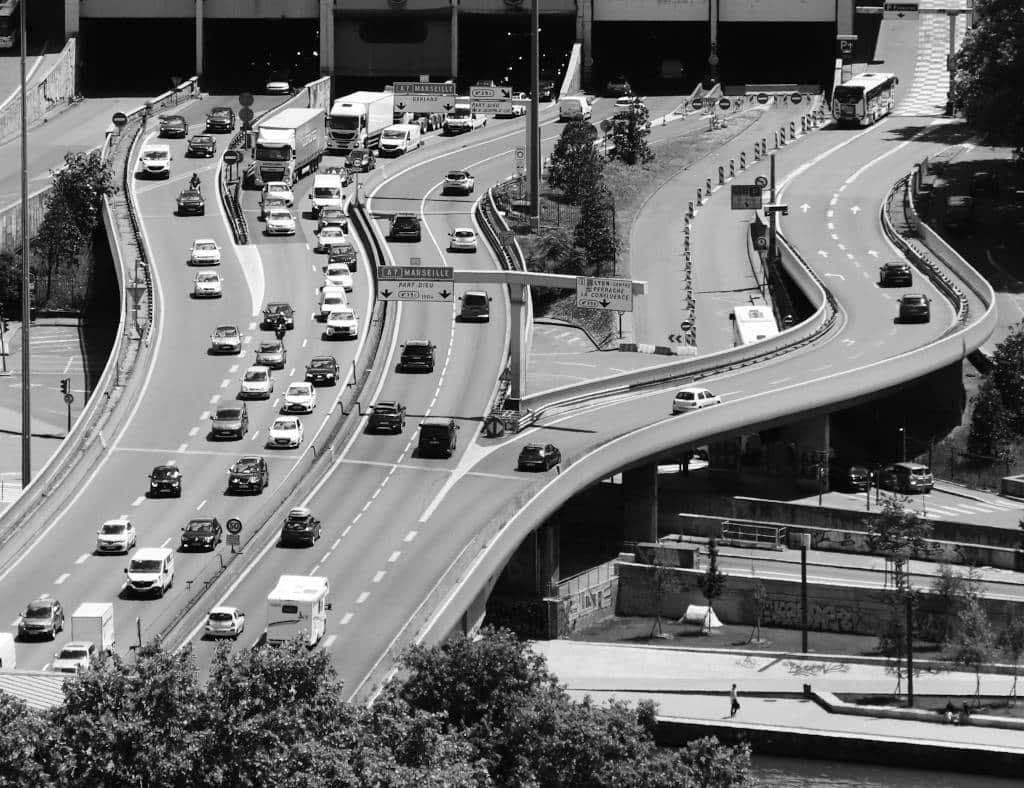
[507,282,528,403]
[196,0,204,79]
[319,0,334,78]
[623,464,658,544]
[486,520,561,638]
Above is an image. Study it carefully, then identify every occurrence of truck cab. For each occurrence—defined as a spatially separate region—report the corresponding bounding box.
[309,173,345,217]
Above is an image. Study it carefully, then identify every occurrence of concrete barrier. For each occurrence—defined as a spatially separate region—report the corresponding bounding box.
[0,38,76,144]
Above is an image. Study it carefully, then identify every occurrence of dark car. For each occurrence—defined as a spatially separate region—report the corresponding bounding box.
[538,80,556,102]
[148,464,182,497]
[261,302,295,331]
[413,112,444,132]
[368,401,407,433]
[227,456,269,494]
[879,262,912,287]
[389,212,422,241]
[605,75,632,97]
[417,417,457,459]
[400,339,435,372]
[17,597,64,640]
[517,443,562,472]
[187,134,216,157]
[255,340,286,369]
[181,517,223,551]
[328,243,358,273]
[205,106,236,133]
[210,400,249,439]
[829,463,871,492]
[280,507,321,547]
[898,293,931,323]
[877,462,934,494]
[159,114,188,138]
[345,148,376,173]
[970,170,998,197]
[458,291,491,322]
[305,355,339,385]
[176,188,205,216]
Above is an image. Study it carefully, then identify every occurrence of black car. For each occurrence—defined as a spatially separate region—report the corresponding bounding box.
[148,465,182,497]
[187,134,216,157]
[227,456,269,494]
[176,188,205,216]
[328,243,358,273]
[205,106,236,133]
[400,340,435,372]
[517,443,562,472]
[305,355,339,385]
[898,293,931,323]
[368,401,407,433]
[159,115,188,138]
[538,80,557,102]
[280,507,322,547]
[389,212,422,241]
[970,170,998,197]
[879,262,912,287]
[262,302,295,331]
[345,148,376,173]
[17,597,64,640]
[829,463,871,492]
[180,517,222,551]
[605,75,632,97]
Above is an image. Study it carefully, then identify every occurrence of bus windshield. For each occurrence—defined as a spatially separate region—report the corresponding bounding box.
[833,86,864,103]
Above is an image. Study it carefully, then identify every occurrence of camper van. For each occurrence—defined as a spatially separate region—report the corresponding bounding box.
[265,575,331,647]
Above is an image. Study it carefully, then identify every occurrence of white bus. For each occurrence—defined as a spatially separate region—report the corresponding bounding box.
[0,0,18,49]
[832,72,899,127]
[731,304,779,347]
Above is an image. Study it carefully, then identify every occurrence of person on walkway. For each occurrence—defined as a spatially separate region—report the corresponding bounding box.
[730,684,740,717]
[943,699,956,724]
[958,702,971,726]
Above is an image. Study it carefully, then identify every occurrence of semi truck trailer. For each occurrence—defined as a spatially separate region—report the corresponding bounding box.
[248,107,326,189]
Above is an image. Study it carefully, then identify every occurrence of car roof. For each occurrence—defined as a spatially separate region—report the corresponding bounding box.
[310,355,336,363]
[246,364,270,372]
[421,417,453,426]
[152,464,178,472]
[103,516,131,526]
[266,302,291,310]
[406,338,432,346]
[209,606,239,616]
[287,381,311,388]
[133,547,172,560]
[61,641,94,650]
[214,324,238,331]
[892,461,929,470]
[676,387,707,395]
[193,238,217,245]
[452,227,474,233]
[217,399,244,409]
[289,507,312,518]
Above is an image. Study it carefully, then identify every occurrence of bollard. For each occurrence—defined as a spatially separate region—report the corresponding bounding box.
[718,165,725,185]
[774,131,779,148]
[696,187,703,205]
[789,120,796,137]
[761,137,767,155]
[705,177,713,194]
[687,200,694,217]
[729,159,735,178]
[753,141,760,159]
[801,116,807,133]
[740,151,746,170]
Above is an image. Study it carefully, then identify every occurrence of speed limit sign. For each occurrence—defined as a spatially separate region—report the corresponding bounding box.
[514,146,526,173]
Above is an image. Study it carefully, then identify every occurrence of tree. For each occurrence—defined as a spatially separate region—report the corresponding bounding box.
[0,693,56,787]
[48,151,114,239]
[747,580,768,645]
[547,121,603,203]
[866,496,932,591]
[967,375,1013,459]
[678,737,752,788]
[999,610,1024,707]
[697,538,728,634]
[649,551,675,639]
[32,197,85,307]
[931,564,981,643]
[948,596,998,702]
[990,321,1024,435]
[573,182,619,277]
[611,99,654,166]
[952,0,1024,156]
[875,588,913,698]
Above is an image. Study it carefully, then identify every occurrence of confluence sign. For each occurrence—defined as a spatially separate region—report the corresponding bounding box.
[393,81,457,114]
[576,276,633,312]
[378,266,454,302]
[731,184,763,210]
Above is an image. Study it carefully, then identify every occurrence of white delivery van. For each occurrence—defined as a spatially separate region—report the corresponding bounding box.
[558,96,592,122]
[0,632,15,668]
[71,602,115,652]
[124,547,175,597]
[138,143,172,178]
[309,172,345,218]
[378,123,423,156]
[265,575,331,647]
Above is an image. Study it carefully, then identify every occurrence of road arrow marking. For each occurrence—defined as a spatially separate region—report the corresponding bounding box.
[801,203,810,213]
[825,273,846,281]
[850,205,861,214]
[867,250,879,257]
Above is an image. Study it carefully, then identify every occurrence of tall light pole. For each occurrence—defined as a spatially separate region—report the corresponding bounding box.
[20,0,31,484]
[528,0,540,223]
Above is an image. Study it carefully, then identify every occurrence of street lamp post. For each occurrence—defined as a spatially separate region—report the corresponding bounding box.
[19,0,30,484]
[899,426,906,462]
[799,533,811,653]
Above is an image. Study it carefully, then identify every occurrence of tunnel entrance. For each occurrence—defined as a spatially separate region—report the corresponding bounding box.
[591,22,708,95]
[78,18,195,96]
[202,19,319,94]
[457,13,575,92]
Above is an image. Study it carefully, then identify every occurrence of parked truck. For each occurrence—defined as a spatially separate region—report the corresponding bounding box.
[71,602,115,652]
[265,575,331,647]
[248,107,326,189]
[328,91,394,153]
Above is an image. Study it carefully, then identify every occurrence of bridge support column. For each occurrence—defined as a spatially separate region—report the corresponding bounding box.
[577,0,593,90]
[450,0,459,80]
[508,282,527,405]
[195,0,204,80]
[486,520,560,638]
[623,464,658,544]
[319,0,334,77]
[64,0,79,38]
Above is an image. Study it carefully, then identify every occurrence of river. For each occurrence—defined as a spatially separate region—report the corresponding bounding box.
[751,756,1021,786]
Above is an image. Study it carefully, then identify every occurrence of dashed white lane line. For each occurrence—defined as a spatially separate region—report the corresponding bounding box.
[220,379,230,388]
[340,612,353,625]
[160,537,172,548]
[361,501,371,512]
[302,338,308,348]
[323,634,337,649]
[209,395,220,404]
[251,430,260,441]
[388,551,400,563]
[332,538,342,549]
[200,411,210,420]
[356,591,370,604]
[404,530,417,542]
[55,573,70,584]
[352,512,362,523]
[177,443,188,453]
[131,496,145,507]
[229,364,239,373]
[74,554,89,565]
[9,618,19,627]
[372,571,385,583]
[188,427,199,437]
[247,322,257,330]
[196,499,206,510]
[342,525,352,536]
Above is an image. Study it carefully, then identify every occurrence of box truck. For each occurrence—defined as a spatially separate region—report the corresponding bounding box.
[328,91,394,153]
[248,107,326,189]
[265,575,331,647]
[71,602,115,652]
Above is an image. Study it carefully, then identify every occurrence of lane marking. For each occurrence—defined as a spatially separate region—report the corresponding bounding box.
[131,496,145,507]
[332,538,341,549]
[388,551,400,563]
[340,613,353,625]
[196,499,206,510]
[54,573,70,585]
[177,443,188,453]
[75,554,89,565]
[372,570,385,583]
[356,591,370,604]
[404,530,417,542]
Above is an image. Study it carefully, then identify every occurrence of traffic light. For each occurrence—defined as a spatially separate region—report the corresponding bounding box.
[60,378,69,395]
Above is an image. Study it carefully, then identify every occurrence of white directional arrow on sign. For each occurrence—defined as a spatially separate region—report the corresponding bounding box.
[850,205,862,214]
[801,203,810,213]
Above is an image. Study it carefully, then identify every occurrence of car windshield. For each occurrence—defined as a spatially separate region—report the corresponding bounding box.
[186,521,215,533]
[214,328,237,338]
[268,210,291,221]
[25,603,53,617]
[464,293,487,305]
[454,230,474,239]
[521,447,543,458]
[310,358,333,369]
[193,135,213,144]
[330,309,354,320]
[287,385,309,397]
[274,419,298,430]
[314,187,341,199]
[268,184,289,193]
[677,391,695,400]
[910,468,930,477]
[217,408,241,419]
[332,243,355,255]
[100,523,127,535]
[326,264,347,276]
[234,459,259,472]
[195,242,217,252]
[259,342,282,353]
[197,273,218,282]
[374,403,398,413]
[320,227,342,238]
[145,150,168,160]
[152,468,176,479]
[833,86,864,103]
[405,344,430,355]
[209,612,234,622]
[164,117,184,126]
[394,218,417,228]
[381,129,407,139]
[244,369,268,382]
[59,647,88,660]
[447,172,466,180]
[130,559,162,572]
[347,151,367,163]
[450,107,471,117]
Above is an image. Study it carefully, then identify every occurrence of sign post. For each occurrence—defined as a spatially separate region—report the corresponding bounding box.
[226,518,243,553]
[393,81,457,115]
[575,277,634,312]
[377,266,455,302]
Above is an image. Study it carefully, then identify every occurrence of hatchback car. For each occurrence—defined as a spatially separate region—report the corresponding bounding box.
[345,148,376,172]
[205,106,236,133]
[255,340,286,369]
[176,188,205,216]
[400,339,436,372]
[517,443,562,472]
[316,226,347,253]
[267,416,303,448]
[317,206,348,234]
[325,308,359,339]
[280,507,321,546]
[282,382,317,414]
[239,365,274,399]
[672,388,722,413]
[95,518,137,554]
[264,181,294,206]
[879,262,912,287]
[209,325,242,354]
[148,464,182,497]
[449,228,478,252]
[159,115,188,138]
[17,597,64,640]
[192,271,223,298]
[181,517,223,551]
[265,208,296,236]
[605,75,632,97]
[442,170,475,195]
[323,262,354,291]
[898,294,931,323]
[188,239,221,266]
[205,607,245,638]
[877,462,934,494]
[389,212,422,241]
[227,456,269,494]
[261,302,295,331]
[187,134,216,157]
[318,286,348,320]
[829,463,871,493]
[368,400,406,433]
[51,641,96,673]
[329,243,358,272]
[458,291,491,322]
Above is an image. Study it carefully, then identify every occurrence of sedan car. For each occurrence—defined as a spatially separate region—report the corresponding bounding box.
[282,381,317,414]
[605,75,632,97]
[323,261,354,291]
[148,464,182,497]
[264,181,294,206]
[368,400,406,433]
[255,340,286,370]
[17,597,64,640]
[325,308,359,339]
[181,517,223,551]
[280,507,321,546]
[193,271,223,298]
[188,239,221,266]
[265,76,291,95]
[672,388,722,414]
[51,641,96,673]
[305,355,339,385]
[227,455,269,494]
[260,193,289,221]
[517,443,562,472]
[176,188,205,216]
[449,227,478,252]
[239,365,274,399]
[187,134,216,157]
[442,170,475,195]
[328,243,358,273]
[317,206,348,234]
[346,148,376,172]
[316,226,347,253]
[205,106,236,133]
[209,325,242,354]
[261,302,295,331]
[159,114,188,138]
[267,416,303,448]
[265,208,296,236]
[898,293,931,322]
[95,518,137,554]
[205,607,245,638]
[879,262,913,287]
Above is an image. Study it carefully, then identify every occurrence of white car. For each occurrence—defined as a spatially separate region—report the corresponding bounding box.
[449,227,478,252]
[323,262,354,292]
[193,271,223,298]
[265,208,296,236]
[265,78,290,95]
[325,308,359,339]
[95,518,137,554]
[316,226,347,253]
[204,607,245,638]
[264,181,294,206]
[240,365,274,399]
[672,387,722,414]
[318,285,348,319]
[51,641,96,673]
[282,381,317,414]
[189,239,221,266]
[442,170,475,195]
[614,95,644,112]
[209,325,242,354]
[267,416,303,448]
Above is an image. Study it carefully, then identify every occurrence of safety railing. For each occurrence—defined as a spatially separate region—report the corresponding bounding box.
[720,520,787,550]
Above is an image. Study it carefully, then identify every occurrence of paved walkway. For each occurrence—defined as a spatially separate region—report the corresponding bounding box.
[894,1,972,118]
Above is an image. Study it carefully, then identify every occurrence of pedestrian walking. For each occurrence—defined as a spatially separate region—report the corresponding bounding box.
[730,684,740,717]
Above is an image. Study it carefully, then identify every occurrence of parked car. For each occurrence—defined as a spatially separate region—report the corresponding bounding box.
[517,443,562,472]
[877,462,934,494]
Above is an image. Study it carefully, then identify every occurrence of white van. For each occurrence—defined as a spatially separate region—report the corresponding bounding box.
[138,143,172,179]
[558,96,592,122]
[318,285,348,319]
[124,547,175,597]
[309,172,345,218]
[378,123,423,156]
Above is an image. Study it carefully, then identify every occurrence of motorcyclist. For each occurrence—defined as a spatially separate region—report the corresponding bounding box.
[189,172,201,191]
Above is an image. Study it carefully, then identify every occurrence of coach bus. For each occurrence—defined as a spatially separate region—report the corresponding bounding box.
[730,304,779,347]
[831,72,899,127]
[0,0,19,49]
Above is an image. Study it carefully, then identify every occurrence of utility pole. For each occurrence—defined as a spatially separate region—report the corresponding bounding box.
[905,592,915,707]
[19,0,31,484]
[528,0,540,224]
[799,533,810,653]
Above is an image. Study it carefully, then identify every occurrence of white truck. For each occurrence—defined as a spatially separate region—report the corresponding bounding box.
[443,100,487,134]
[71,602,115,652]
[328,91,394,153]
[265,575,331,647]
[248,107,326,189]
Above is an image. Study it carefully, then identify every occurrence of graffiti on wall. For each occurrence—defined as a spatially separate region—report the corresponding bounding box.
[761,596,867,634]
[562,582,615,630]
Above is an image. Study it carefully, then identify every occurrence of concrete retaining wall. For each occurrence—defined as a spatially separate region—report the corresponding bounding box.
[0,38,77,144]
